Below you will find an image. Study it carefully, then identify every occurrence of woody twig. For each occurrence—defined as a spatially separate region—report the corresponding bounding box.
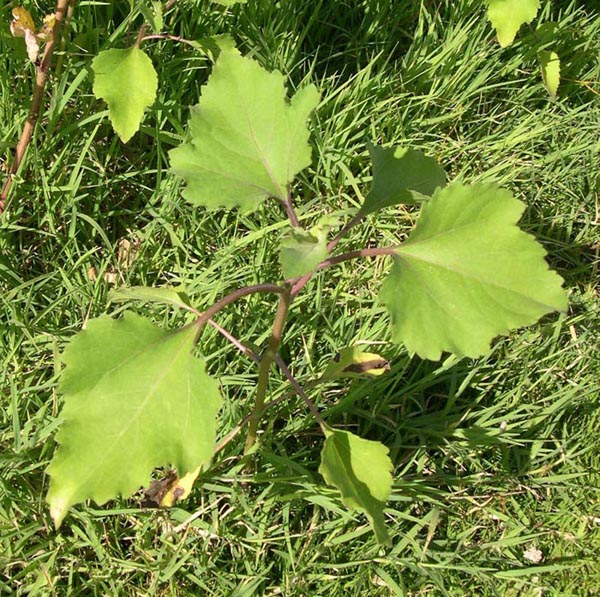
[0,0,71,216]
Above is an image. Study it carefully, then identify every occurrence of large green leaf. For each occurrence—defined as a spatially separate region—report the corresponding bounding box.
[361,144,446,215]
[380,182,568,360]
[47,313,222,527]
[92,48,158,143]
[169,49,320,212]
[485,0,541,47]
[319,427,393,545]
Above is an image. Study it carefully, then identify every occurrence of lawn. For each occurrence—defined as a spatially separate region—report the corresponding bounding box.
[1,0,599,594]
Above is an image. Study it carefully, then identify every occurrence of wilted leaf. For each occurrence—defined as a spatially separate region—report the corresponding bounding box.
[322,346,390,380]
[10,7,39,62]
[37,14,56,42]
[143,467,200,507]
[10,7,35,36]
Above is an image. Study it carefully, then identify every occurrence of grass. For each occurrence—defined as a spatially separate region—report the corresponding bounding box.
[1,0,599,594]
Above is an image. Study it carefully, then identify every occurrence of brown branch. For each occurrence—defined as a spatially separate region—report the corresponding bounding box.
[142,33,196,46]
[0,0,70,215]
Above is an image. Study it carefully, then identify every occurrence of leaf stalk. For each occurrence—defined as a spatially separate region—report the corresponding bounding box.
[196,283,285,328]
[290,245,396,297]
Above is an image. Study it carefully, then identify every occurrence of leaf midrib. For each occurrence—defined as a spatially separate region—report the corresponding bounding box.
[64,327,195,502]
[395,247,558,312]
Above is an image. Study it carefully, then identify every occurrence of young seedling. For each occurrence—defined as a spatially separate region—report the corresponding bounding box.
[46,48,567,545]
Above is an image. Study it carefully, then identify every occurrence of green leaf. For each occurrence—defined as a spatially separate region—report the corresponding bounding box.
[279,221,329,279]
[189,34,237,62]
[361,144,446,215]
[485,0,541,47]
[211,0,247,5]
[380,182,568,360]
[169,49,320,212]
[46,313,222,527]
[322,346,390,380]
[535,22,558,45]
[319,427,393,545]
[538,50,561,98]
[92,48,158,143]
[139,2,163,33]
[109,285,193,312]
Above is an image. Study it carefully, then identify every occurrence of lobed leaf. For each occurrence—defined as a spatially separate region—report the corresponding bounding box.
[485,0,541,47]
[319,427,393,545]
[92,48,158,143]
[361,144,446,215]
[46,313,222,527]
[380,182,568,360]
[169,49,320,212]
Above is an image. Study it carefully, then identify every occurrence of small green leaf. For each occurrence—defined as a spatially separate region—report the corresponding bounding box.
[319,427,393,545]
[92,47,158,142]
[279,221,329,279]
[322,346,390,380]
[485,0,541,47]
[109,286,193,311]
[535,22,558,45]
[169,49,320,212]
[139,2,163,33]
[47,313,222,527]
[380,182,568,360]
[211,0,247,5]
[538,50,560,98]
[361,144,446,215]
[152,2,163,31]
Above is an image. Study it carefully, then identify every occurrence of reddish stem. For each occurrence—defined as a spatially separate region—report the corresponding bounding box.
[196,283,285,328]
[290,246,396,297]
[290,212,366,297]
[282,189,300,227]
